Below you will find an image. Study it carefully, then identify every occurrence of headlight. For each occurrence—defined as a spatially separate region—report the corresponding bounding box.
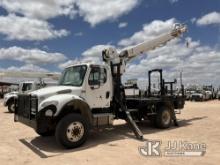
[45,109,54,117]
[41,101,59,108]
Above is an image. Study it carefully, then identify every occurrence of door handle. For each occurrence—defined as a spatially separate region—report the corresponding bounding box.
[106,91,110,99]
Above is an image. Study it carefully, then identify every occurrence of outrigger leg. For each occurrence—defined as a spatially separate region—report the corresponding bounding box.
[125,111,143,140]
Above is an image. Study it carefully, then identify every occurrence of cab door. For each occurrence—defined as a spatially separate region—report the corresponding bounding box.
[85,66,111,108]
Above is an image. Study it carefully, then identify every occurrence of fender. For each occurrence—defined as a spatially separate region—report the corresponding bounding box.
[4,92,18,106]
[39,94,93,125]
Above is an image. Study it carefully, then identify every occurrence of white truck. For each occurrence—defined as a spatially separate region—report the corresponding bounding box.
[14,23,187,148]
[1,72,60,113]
[190,86,213,101]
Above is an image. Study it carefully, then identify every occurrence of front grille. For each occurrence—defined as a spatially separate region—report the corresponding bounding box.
[16,94,38,120]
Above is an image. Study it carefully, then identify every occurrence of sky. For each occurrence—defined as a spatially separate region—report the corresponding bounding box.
[0,0,219,88]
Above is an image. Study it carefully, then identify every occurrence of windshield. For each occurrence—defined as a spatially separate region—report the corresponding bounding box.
[195,90,202,93]
[59,65,87,86]
[22,83,33,92]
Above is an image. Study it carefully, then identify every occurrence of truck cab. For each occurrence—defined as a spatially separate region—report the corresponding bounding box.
[57,63,113,108]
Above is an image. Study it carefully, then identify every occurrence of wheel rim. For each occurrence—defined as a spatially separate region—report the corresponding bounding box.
[162,110,171,125]
[10,103,15,112]
[66,122,84,142]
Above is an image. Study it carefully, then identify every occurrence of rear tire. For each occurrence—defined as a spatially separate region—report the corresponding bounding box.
[156,106,172,129]
[8,101,15,113]
[55,114,89,149]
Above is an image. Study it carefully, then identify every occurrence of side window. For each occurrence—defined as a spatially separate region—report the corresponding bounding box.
[89,67,100,85]
[100,68,107,84]
[22,83,32,91]
[88,67,107,85]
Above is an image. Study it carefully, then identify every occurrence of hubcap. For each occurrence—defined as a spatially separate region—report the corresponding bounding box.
[66,122,84,142]
[162,111,171,125]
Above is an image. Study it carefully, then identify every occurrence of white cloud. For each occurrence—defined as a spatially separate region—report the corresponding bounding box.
[0,0,139,26]
[169,0,179,4]
[123,37,220,88]
[0,14,69,41]
[0,0,77,20]
[191,17,196,23]
[5,64,48,72]
[0,46,67,65]
[118,22,128,28]
[196,11,220,26]
[74,32,83,36]
[59,44,114,68]
[58,59,79,69]
[75,0,139,26]
[115,18,220,87]
[0,0,140,41]
[82,44,114,62]
[118,18,176,46]
[57,17,220,87]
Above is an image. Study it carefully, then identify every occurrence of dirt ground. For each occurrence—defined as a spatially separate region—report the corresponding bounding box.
[0,100,220,165]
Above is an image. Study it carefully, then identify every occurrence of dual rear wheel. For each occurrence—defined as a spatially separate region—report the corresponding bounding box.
[149,106,172,129]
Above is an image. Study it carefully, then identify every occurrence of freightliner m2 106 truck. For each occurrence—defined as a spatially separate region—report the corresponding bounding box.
[14,24,187,148]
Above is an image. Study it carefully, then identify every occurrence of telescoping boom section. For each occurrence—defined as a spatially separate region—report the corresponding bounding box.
[102,23,187,73]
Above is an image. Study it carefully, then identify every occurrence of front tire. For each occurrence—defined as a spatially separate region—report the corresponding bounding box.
[156,106,172,129]
[8,101,15,113]
[55,114,89,149]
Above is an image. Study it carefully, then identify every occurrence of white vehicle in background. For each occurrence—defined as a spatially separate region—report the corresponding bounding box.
[191,89,212,101]
[203,85,215,100]
[0,71,60,113]
[204,90,212,100]
[4,81,57,113]
[185,90,195,100]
